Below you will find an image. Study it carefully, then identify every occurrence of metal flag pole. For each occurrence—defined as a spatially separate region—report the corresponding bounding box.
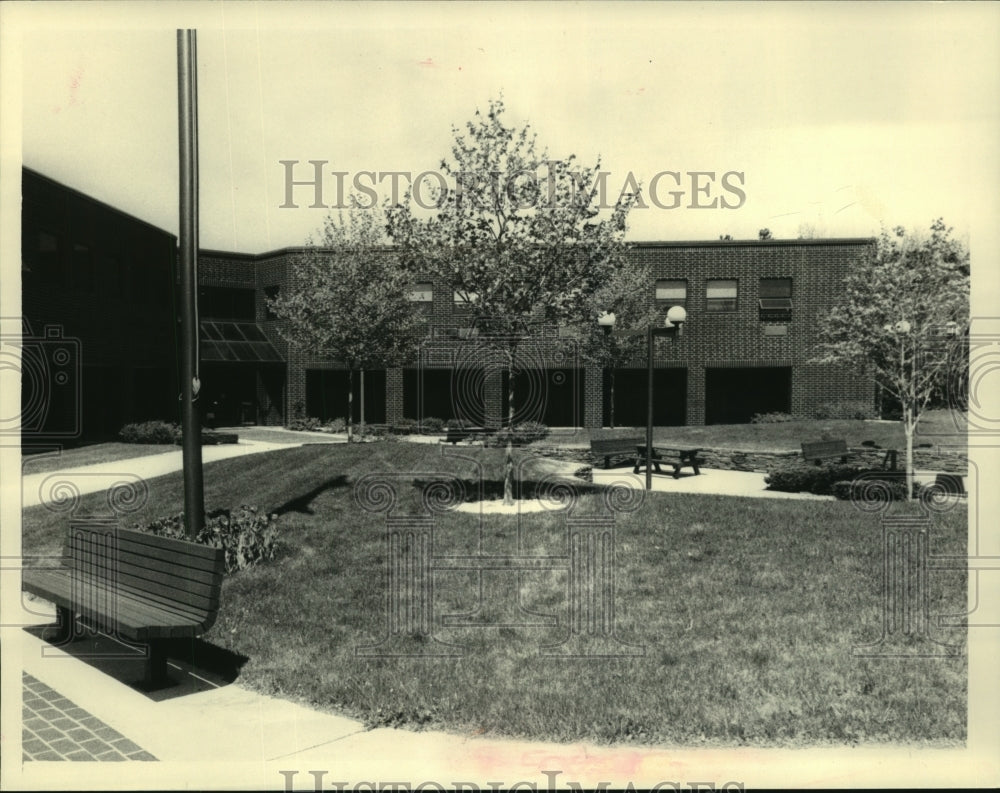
[178,29,205,538]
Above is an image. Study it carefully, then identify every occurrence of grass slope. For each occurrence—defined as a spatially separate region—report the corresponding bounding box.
[21,443,967,746]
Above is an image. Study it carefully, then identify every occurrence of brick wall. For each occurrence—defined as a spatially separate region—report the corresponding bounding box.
[211,238,878,428]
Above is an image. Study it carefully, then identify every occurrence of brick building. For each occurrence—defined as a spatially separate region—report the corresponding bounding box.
[20,167,877,440]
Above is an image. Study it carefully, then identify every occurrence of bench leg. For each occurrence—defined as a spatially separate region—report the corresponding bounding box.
[691,462,701,476]
[605,455,612,470]
[50,605,75,644]
[144,641,169,689]
[672,464,681,480]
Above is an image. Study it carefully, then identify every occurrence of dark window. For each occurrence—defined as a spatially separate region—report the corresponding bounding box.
[30,231,60,280]
[264,285,280,320]
[759,278,792,320]
[199,286,256,321]
[655,279,687,307]
[706,279,737,312]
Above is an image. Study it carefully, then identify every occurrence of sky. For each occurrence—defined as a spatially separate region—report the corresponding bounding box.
[8,2,1000,256]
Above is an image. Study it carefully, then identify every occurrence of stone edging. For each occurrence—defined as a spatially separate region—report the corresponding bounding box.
[528,444,969,475]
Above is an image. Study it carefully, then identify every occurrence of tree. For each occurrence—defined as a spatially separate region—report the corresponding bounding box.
[268,201,423,441]
[758,228,773,240]
[571,260,661,428]
[387,98,636,503]
[811,219,969,496]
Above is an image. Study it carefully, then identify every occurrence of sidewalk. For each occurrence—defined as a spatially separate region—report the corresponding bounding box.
[21,436,330,509]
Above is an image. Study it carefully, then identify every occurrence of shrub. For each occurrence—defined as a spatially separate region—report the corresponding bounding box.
[136,505,279,574]
[287,416,322,431]
[324,417,347,433]
[119,420,181,444]
[420,417,445,433]
[832,477,911,502]
[487,421,550,447]
[392,418,418,434]
[751,411,797,424]
[764,462,869,495]
[813,400,873,420]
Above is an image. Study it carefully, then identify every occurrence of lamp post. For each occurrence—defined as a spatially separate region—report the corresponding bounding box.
[597,311,616,429]
[601,305,687,490]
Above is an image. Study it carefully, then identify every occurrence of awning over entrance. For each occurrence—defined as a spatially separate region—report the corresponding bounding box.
[199,321,283,363]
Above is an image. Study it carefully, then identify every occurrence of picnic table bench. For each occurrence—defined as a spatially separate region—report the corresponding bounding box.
[591,436,704,478]
[801,439,852,465]
[442,426,487,444]
[22,521,225,689]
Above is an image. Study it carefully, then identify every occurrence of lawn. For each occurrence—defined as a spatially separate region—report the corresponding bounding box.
[547,409,967,453]
[21,443,967,746]
[21,442,179,476]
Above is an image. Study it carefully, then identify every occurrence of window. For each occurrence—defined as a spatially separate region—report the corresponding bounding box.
[453,289,478,313]
[759,278,792,320]
[655,279,687,307]
[28,231,59,279]
[706,279,738,312]
[264,286,280,320]
[409,282,433,302]
[199,286,256,321]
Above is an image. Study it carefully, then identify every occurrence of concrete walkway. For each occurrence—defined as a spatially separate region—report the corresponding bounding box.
[21,436,330,509]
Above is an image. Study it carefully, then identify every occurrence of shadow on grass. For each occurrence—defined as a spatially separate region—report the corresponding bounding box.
[412,477,605,503]
[273,475,349,516]
[25,623,249,702]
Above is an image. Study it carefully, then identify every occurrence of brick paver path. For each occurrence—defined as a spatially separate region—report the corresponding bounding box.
[22,673,156,761]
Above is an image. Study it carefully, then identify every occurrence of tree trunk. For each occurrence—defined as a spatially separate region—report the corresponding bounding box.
[504,345,515,506]
[347,368,354,443]
[904,407,914,500]
[360,369,366,437]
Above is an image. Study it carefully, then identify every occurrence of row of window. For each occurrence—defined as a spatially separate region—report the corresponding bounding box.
[25,229,167,304]
[407,277,794,316]
[655,277,792,313]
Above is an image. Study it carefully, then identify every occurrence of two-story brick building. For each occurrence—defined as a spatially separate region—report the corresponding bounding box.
[20,167,877,441]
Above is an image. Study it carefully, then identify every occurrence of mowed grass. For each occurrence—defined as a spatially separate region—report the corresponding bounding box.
[551,409,967,453]
[21,443,967,746]
[21,442,179,475]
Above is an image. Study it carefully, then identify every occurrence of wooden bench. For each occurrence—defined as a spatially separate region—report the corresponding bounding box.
[635,446,704,479]
[443,426,486,444]
[801,439,851,465]
[591,436,646,469]
[592,437,704,479]
[22,521,225,689]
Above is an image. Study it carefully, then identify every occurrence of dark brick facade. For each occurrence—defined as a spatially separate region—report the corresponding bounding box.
[21,168,877,435]
[20,168,178,442]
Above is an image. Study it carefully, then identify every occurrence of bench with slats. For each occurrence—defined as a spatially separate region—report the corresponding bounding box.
[22,520,224,688]
[591,436,648,469]
[801,439,851,465]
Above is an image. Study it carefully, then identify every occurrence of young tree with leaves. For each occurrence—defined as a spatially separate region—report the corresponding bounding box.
[268,201,423,441]
[569,260,662,428]
[387,98,636,503]
[811,219,969,495]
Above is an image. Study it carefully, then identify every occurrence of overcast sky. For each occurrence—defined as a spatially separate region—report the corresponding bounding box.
[8,2,1000,255]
